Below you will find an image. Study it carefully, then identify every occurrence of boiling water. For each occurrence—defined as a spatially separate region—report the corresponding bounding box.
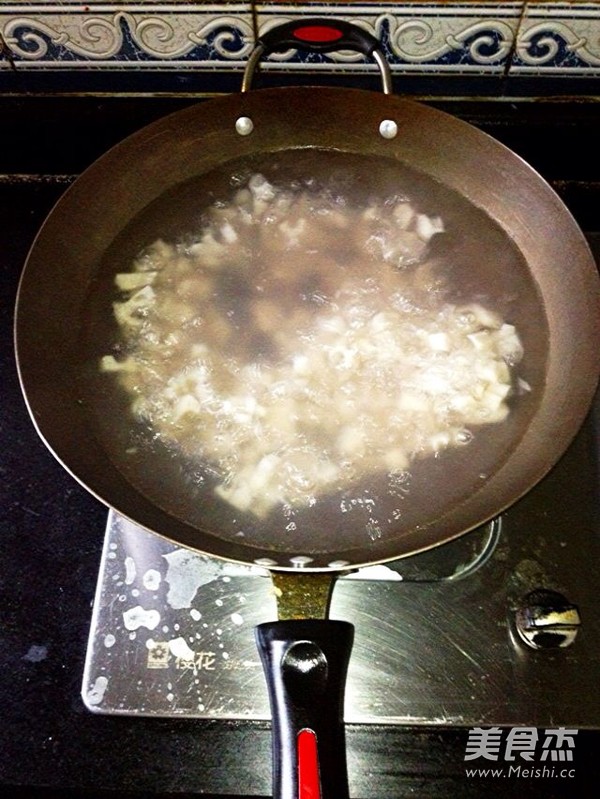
[81,148,548,556]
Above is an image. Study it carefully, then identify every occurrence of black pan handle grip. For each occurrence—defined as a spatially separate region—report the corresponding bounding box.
[241,18,392,94]
[257,18,380,59]
[255,619,354,799]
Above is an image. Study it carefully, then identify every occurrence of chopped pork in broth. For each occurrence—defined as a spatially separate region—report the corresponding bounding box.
[100,174,525,519]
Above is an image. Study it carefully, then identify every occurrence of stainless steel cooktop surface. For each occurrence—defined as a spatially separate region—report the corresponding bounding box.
[83,378,600,729]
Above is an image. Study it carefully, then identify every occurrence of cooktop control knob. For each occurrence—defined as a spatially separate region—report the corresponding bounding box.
[514,589,581,650]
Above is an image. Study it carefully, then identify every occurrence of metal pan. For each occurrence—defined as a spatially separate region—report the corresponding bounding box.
[14,19,600,799]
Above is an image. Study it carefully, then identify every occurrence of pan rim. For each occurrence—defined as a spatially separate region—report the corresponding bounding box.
[14,86,600,571]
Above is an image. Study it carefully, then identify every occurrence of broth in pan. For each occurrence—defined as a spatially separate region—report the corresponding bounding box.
[81,148,548,555]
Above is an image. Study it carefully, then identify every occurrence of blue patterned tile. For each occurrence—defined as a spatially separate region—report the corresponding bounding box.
[255,3,522,74]
[1,2,598,88]
[0,3,254,68]
[0,2,523,74]
[512,2,600,74]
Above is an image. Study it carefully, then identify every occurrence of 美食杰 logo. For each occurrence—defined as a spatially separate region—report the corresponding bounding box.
[464,727,577,779]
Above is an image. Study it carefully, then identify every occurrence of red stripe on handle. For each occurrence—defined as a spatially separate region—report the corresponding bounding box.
[293,25,344,44]
[298,728,321,799]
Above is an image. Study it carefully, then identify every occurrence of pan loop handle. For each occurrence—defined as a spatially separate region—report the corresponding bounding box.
[241,17,393,95]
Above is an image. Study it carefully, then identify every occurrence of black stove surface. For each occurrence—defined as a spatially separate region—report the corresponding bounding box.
[1,96,600,798]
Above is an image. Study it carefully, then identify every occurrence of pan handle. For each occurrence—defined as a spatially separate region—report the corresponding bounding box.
[242,17,392,95]
[255,619,354,799]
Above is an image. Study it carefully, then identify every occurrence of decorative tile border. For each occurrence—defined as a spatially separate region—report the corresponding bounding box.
[0,4,255,68]
[254,3,522,74]
[513,2,600,74]
[0,2,599,80]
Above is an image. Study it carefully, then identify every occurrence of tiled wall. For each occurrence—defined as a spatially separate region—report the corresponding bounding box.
[0,2,599,92]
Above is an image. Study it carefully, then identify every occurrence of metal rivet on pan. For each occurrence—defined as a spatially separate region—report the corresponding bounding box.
[290,556,314,568]
[254,557,278,568]
[235,116,254,136]
[379,119,398,139]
